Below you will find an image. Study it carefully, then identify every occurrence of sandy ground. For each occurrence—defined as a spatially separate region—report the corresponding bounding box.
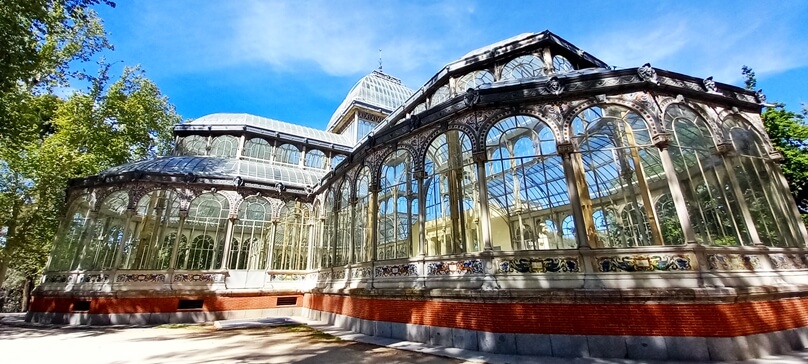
[0,323,465,364]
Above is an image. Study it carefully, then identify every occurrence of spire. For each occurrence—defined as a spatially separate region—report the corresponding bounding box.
[378,49,383,72]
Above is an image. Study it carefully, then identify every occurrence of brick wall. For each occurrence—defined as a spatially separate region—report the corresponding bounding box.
[29,294,303,314]
[304,294,808,337]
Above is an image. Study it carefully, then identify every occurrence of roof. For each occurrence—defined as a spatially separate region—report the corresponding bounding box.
[326,71,415,132]
[99,156,325,188]
[187,113,352,147]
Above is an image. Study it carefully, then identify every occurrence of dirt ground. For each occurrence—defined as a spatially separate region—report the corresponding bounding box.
[0,323,466,364]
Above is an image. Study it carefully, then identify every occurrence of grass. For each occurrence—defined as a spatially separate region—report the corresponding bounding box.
[153,323,211,330]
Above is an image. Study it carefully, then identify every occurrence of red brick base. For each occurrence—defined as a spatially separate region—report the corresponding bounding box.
[30,293,303,314]
[303,293,808,337]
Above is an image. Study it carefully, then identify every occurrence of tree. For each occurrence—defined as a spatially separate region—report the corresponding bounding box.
[0,1,181,309]
[741,66,808,223]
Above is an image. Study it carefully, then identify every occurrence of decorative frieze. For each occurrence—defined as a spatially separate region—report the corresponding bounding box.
[375,263,417,277]
[333,269,346,280]
[45,274,71,283]
[351,267,373,279]
[78,273,110,283]
[116,273,166,283]
[498,257,580,273]
[597,254,692,272]
[173,273,225,283]
[426,260,484,275]
[768,254,808,270]
[707,254,760,271]
[268,273,306,282]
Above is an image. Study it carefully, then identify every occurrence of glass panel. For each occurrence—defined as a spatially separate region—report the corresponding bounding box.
[455,70,494,94]
[430,85,451,107]
[552,55,574,73]
[243,138,273,161]
[175,193,228,270]
[275,143,300,166]
[230,196,272,269]
[335,179,352,266]
[485,115,574,250]
[49,195,93,271]
[210,135,238,158]
[177,135,207,156]
[321,191,335,267]
[121,189,182,269]
[377,150,417,260]
[425,130,480,255]
[304,149,327,169]
[665,105,748,246]
[272,201,311,270]
[78,191,129,270]
[354,168,371,263]
[501,55,545,81]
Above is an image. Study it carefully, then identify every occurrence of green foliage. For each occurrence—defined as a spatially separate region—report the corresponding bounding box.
[0,0,180,310]
[741,65,756,91]
[761,106,808,220]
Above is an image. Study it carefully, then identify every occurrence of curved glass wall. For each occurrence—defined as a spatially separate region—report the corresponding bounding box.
[120,190,181,269]
[335,179,352,266]
[501,55,545,81]
[425,131,480,255]
[321,191,335,267]
[244,138,273,161]
[276,144,300,166]
[271,201,310,270]
[486,116,574,250]
[176,193,228,270]
[552,55,574,73]
[377,150,418,260]
[664,105,747,246]
[573,105,679,247]
[210,135,239,158]
[177,135,207,156]
[726,117,800,247]
[78,191,128,270]
[455,70,494,93]
[430,85,451,107]
[230,196,272,269]
[305,149,327,169]
[354,168,371,263]
[49,195,93,271]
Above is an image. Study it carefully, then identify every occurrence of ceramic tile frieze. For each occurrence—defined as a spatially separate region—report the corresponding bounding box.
[78,273,109,283]
[269,273,305,282]
[498,257,580,273]
[707,254,760,270]
[116,273,166,283]
[597,254,692,272]
[426,260,484,275]
[374,263,417,277]
[333,269,346,280]
[173,273,224,283]
[351,267,372,278]
[768,254,808,270]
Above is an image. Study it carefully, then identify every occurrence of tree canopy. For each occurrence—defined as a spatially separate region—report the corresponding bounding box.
[0,0,180,310]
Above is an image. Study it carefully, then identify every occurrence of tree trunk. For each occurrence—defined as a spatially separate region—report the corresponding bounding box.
[21,276,33,312]
[0,198,23,290]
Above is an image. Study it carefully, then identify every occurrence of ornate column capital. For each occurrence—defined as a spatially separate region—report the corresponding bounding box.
[472,151,488,164]
[178,209,189,218]
[556,142,576,156]
[413,169,426,180]
[652,132,671,150]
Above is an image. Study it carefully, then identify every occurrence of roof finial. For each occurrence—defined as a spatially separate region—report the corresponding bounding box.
[378,49,383,72]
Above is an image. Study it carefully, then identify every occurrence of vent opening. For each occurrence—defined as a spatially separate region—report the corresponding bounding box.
[178,299,204,310]
[72,301,91,312]
[277,297,298,306]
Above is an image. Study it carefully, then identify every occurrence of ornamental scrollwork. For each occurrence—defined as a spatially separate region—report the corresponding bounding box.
[769,254,808,270]
[597,254,692,272]
[426,260,484,275]
[116,273,167,283]
[374,263,417,277]
[707,254,760,271]
[637,63,658,84]
[498,257,580,273]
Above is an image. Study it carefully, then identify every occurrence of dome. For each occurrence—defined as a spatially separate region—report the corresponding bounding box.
[327,71,415,131]
[99,155,324,188]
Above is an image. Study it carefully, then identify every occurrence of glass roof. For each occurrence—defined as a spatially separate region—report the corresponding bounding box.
[327,71,414,131]
[100,156,324,188]
[188,113,351,147]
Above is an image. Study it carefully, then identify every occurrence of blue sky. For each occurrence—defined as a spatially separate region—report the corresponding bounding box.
[94,1,808,129]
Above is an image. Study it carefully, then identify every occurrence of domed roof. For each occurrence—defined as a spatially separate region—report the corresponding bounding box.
[327,70,415,131]
[99,156,324,188]
[186,113,351,147]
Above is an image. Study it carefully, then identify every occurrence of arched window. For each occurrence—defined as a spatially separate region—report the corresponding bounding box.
[335,179,352,266]
[79,191,128,270]
[230,196,272,270]
[331,154,346,170]
[119,190,181,269]
[243,138,273,161]
[455,70,494,94]
[501,55,545,81]
[574,105,679,247]
[176,193,228,270]
[272,202,310,270]
[486,115,572,251]
[354,168,372,263]
[321,191,335,267]
[424,130,479,256]
[552,55,574,73]
[725,117,801,247]
[430,85,451,107]
[177,135,207,156]
[210,135,238,157]
[377,150,417,260]
[275,144,300,165]
[664,104,747,246]
[49,195,93,271]
[305,149,327,169]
